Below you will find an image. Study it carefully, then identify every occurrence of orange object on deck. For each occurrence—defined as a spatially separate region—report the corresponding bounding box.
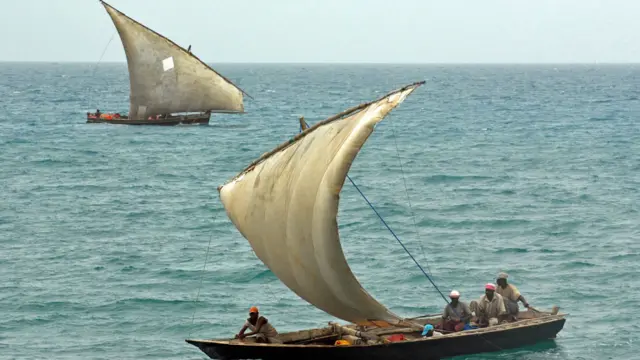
[386,334,405,342]
[334,340,350,346]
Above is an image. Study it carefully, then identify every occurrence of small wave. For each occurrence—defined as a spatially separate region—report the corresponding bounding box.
[249,269,277,282]
[31,158,68,165]
[121,265,138,272]
[588,99,614,104]
[156,268,204,279]
[417,218,531,229]
[609,253,638,261]
[93,297,196,311]
[442,203,486,212]
[422,174,493,184]
[562,260,597,269]
[16,301,85,312]
[588,115,613,121]
[494,247,529,254]
[538,248,559,254]
[207,124,250,129]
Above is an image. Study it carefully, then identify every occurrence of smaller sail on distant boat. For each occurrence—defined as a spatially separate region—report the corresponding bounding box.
[185,81,566,360]
[87,1,247,126]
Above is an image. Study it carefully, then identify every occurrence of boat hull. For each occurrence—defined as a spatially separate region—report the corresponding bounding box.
[186,315,566,360]
[86,113,210,126]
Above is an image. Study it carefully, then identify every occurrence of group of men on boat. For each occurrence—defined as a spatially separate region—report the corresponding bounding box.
[436,272,529,333]
[87,109,168,121]
[234,272,529,343]
[86,109,123,120]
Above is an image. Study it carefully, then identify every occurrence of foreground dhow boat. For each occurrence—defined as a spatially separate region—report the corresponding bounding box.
[87,1,247,126]
[186,82,566,359]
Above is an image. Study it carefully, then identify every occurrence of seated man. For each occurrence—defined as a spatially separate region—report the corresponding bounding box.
[469,283,507,327]
[496,272,529,320]
[439,290,472,332]
[235,306,282,344]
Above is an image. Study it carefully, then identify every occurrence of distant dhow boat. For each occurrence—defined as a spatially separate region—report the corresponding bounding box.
[87,1,247,126]
[185,81,566,359]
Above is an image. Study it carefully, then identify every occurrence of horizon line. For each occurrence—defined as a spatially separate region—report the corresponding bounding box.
[1,60,640,66]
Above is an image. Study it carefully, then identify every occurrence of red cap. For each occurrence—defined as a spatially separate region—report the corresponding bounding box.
[485,283,496,291]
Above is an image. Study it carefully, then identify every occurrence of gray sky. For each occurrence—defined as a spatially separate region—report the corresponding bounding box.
[1,0,638,63]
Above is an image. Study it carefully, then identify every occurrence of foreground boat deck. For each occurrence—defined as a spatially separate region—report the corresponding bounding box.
[186,309,567,360]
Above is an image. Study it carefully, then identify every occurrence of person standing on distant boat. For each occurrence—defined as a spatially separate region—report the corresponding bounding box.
[469,283,507,327]
[496,272,529,320]
[235,306,282,344]
[439,290,472,332]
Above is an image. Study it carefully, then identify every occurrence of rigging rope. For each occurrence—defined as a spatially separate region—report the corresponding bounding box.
[89,31,117,110]
[346,175,450,304]
[188,227,214,337]
[91,31,116,78]
[388,120,433,276]
[346,130,505,352]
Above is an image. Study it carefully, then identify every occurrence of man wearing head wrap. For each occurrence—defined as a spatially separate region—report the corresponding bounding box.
[235,306,282,343]
[438,290,472,332]
[496,272,529,320]
[469,283,507,327]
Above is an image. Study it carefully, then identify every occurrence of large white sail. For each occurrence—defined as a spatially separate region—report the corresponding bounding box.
[218,82,424,324]
[101,1,244,119]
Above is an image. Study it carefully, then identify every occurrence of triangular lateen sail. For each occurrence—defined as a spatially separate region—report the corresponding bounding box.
[101,1,245,119]
[218,82,424,325]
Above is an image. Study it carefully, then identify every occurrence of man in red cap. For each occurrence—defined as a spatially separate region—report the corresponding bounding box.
[470,283,507,327]
[235,306,281,343]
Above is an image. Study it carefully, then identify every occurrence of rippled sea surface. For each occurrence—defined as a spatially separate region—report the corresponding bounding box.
[1,63,639,359]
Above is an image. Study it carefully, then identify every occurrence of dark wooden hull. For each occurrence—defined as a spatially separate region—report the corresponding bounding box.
[86,113,210,126]
[186,315,566,360]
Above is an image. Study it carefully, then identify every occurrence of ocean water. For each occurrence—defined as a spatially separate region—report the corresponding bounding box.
[0,63,639,360]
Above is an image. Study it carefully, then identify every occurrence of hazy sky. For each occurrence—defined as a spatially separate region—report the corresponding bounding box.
[1,0,638,63]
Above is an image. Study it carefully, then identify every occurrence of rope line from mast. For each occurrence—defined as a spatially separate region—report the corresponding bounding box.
[89,31,117,110]
[346,175,449,304]
[91,31,116,78]
[188,227,214,337]
[348,134,506,352]
[387,120,433,276]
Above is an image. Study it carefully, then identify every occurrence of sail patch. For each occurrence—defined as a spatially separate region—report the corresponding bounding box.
[162,57,174,71]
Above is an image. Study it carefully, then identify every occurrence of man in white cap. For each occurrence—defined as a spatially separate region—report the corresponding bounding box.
[439,289,472,332]
[469,283,507,327]
[496,272,529,320]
